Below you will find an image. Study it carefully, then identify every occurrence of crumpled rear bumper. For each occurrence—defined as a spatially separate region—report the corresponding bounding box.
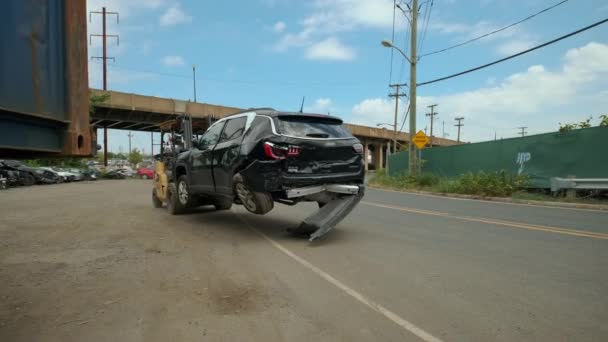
[240,160,364,193]
[289,184,365,241]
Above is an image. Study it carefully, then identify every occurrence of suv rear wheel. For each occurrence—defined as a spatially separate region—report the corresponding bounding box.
[233,173,273,215]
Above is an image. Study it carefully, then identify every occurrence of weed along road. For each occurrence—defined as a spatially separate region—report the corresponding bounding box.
[1,180,607,341]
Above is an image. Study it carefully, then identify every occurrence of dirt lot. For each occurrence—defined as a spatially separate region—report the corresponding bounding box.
[0,180,407,342]
[0,181,289,341]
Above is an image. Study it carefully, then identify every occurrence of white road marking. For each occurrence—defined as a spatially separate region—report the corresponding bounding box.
[235,214,443,342]
[370,187,608,213]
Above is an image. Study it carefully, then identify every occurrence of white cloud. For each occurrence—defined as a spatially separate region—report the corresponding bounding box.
[306,98,334,113]
[305,37,355,61]
[348,42,608,141]
[351,98,396,127]
[428,18,537,57]
[162,55,185,66]
[160,4,191,26]
[496,38,536,56]
[305,0,396,33]
[418,42,608,141]
[89,65,155,88]
[273,0,403,58]
[273,21,286,33]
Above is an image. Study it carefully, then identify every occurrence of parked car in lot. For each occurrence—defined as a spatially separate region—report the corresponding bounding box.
[0,166,20,187]
[39,167,64,183]
[67,168,85,181]
[0,160,38,186]
[82,169,99,181]
[137,167,154,179]
[52,168,76,182]
[104,169,129,179]
[34,167,61,184]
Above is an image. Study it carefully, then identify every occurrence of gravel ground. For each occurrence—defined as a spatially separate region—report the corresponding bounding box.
[0,180,411,342]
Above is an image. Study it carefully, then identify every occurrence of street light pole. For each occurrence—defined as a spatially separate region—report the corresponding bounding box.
[409,0,418,175]
[381,0,418,175]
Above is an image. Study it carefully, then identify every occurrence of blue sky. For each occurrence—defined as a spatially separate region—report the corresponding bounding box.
[86,0,608,154]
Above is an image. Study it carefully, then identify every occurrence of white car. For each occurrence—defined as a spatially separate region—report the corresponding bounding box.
[51,168,78,182]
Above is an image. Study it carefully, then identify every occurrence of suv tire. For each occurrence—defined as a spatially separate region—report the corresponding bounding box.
[233,173,273,215]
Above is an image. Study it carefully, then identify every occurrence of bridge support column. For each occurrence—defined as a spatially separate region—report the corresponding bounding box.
[374,143,384,170]
[103,127,108,167]
[364,140,369,172]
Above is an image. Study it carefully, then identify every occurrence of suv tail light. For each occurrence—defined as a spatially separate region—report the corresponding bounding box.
[263,142,301,159]
[353,143,363,154]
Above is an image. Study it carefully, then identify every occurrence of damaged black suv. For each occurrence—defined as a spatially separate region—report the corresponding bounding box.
[170,109,365,237]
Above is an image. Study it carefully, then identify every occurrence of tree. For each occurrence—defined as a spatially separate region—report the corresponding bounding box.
[600,114,608,127]
[90,93,110,115]
[559,116,593,132]
[128,148,143,166]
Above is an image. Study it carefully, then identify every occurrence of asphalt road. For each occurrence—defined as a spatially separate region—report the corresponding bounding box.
[1,180,607,341]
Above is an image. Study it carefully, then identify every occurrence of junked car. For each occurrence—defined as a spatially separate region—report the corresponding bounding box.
[153,110,365,240]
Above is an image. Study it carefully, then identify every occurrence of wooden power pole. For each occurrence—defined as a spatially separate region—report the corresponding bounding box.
[90,7,119,166]
[426,104,438,147]
[388,83,407,153]
[454,117,464,143]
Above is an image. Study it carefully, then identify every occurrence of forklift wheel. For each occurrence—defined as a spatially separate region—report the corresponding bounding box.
[152,189,163,208]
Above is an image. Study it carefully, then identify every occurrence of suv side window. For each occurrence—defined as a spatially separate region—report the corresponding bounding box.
[198,122,225,150]
[219,117,247,143]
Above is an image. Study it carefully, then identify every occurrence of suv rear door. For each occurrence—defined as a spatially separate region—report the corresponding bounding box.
[190,121,224,193]
[212,115,249,195]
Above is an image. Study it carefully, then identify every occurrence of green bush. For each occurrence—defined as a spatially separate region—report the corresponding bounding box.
[370,170,528,197]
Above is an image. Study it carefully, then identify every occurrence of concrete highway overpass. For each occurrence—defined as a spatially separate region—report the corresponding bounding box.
[90,89,458,170]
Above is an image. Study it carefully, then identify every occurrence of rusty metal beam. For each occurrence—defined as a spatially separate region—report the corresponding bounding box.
[62,0,91,156]
[105,121,125,128]
[121,122,146,129]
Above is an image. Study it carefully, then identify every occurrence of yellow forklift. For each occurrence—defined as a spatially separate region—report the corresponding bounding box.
[152,115,206,209]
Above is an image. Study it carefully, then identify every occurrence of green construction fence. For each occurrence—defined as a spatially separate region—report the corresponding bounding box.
[387,126,608,188]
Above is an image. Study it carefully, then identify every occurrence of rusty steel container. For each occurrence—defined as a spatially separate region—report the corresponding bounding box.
[0,0,92,157]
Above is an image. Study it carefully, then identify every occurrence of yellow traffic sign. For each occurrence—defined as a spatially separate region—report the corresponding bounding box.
[413,130,429,149]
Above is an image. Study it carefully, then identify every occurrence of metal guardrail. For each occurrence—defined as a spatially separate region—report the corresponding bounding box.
[550,177,608,192]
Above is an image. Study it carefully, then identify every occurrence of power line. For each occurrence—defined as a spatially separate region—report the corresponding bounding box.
[388,0,397,86]
[92,61,386,88]
[417,17,608,87]
[398,101,410,132]
[420,0,569,58]
[418,0,434,54]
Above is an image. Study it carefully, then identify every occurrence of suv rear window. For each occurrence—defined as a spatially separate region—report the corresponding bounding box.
[276,116,353,138]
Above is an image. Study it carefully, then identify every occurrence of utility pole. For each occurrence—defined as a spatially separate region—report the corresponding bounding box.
[409,0,418,175]
[192,65,197,102]
[127,132,133,155]
[442,121,446,138]
[454,117,464,143]
[388,83,407,153]
[518,126,528,137]
[90,7,119,167]
[426,104,438,147]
